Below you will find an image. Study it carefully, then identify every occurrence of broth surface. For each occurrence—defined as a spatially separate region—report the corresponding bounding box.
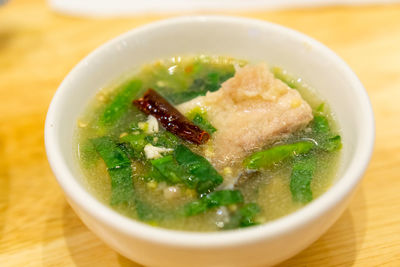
[75,55,341,231]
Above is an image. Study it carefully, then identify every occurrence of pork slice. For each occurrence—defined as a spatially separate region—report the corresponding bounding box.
[177,63,313,185]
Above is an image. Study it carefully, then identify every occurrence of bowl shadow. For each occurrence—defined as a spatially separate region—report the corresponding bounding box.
[277,184,367,266]
[61,203,143,267]
[55,185,366,267]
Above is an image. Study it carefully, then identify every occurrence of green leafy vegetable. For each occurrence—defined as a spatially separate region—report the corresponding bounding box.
[192,113,217,134]
[290,155,317,203]
[117,142,136,160]
[167,91,203,105]
[151,145,223,193]
[150,155,193,185]
[224,203,261,229]
[184,190,244,216]
[144,164,166,182]
[186,107,216,134]
[147,131,180,149]
[243,141,315,170]
[108,166,134,205]
[205,190,244,208]
[167,70,234,104]
[91,137,134,205]
[120,133,147,159]
[174,145,223,193]
[186,106,206,119]
[183,201,208,216]
[99,80,142,127]
[312,115,330,134]
[319,135,342,152]
[91,137,131,169]
[311,114,342,152]
[238,203,261,227]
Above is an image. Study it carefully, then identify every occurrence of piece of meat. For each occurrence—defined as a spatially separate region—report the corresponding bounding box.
[178,63,313,186]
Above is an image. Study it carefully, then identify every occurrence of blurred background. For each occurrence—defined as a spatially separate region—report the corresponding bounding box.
[0,0,399,266]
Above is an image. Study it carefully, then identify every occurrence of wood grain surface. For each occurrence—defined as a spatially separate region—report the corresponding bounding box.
[1,0,399,266]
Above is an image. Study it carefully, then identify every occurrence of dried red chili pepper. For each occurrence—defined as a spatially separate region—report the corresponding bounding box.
[133,89,210,145]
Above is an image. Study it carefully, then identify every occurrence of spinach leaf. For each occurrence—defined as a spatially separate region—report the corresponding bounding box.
[290,155,317,203]
[99,80,142,127]
[184,190,244,216]
[147,131,180,149]
[243,141,314,170]
[183,201,208,216]
[108,166,134,205]
[144,164,166,182]
[238,203,261,227]
[150,155,193,186]
[311,114,342,152]
[312,115,330,134]
[192,113,217,134]
[174,145,223,193]
[167,70,234,105]
[91,137,131,169]
[167,91,203,105]
[319,135,342,152]
[224,203,261,229]
[120,133,147,159]
[91,137,134,205]
[116,142,136,160]
[205,190,244,208]
[151,145,223,193]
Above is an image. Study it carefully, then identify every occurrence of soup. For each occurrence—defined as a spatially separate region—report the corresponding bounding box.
[75,55,341,231]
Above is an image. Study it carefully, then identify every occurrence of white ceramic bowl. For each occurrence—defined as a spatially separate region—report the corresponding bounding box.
[45,16,374,267]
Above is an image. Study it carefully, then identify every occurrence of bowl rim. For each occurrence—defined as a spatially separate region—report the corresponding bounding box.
[45,15,375,248]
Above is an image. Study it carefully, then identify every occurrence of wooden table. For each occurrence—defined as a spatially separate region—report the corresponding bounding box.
[1,0,399,266]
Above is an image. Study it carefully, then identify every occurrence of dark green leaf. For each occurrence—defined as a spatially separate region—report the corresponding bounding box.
[144,164,165,182]
[167,91,204,105]
[192,113,217,134]
[290,155,316,203]
[183,200,208,216]
[148,131,180,149]
[99,80,142,127]
[117,142,136,160]
[91,137,134,205]
[224,203,261,229]
[243,141,314,170]
[166,69,234,105]
[204,190,244,208]
[319,135,342,152]
[150,155,194,186]
[312,115,330,134]
[174,145,223,193]
[184,190,244,216]
[120,133,147,159]
[310,114,342,152]
[108,166,134,205]
[91,137,130,169]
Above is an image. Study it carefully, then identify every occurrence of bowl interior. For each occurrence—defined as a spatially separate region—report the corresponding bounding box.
[45,16,374,244]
